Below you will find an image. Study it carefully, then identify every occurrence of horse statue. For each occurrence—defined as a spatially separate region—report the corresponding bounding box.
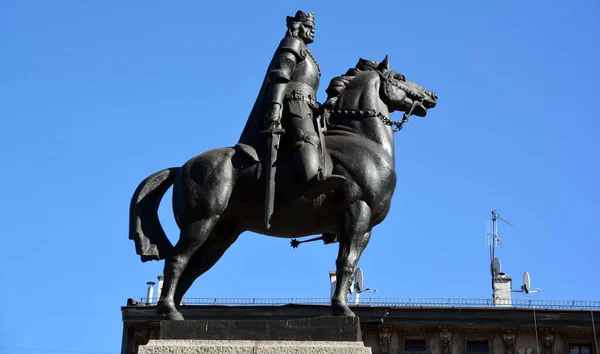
[129,56,438,320]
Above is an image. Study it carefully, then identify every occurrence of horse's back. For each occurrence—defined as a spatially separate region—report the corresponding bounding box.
[181,147,237,177]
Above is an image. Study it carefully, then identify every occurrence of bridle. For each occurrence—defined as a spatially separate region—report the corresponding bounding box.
[326,71,425,133]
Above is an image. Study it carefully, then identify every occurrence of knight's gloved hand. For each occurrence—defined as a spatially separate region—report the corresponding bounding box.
[265,103,283,128]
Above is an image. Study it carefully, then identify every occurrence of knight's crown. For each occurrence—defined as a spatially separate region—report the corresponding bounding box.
[287,10,314,24]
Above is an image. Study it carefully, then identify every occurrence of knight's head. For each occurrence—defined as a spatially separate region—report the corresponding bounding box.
[372,55,438,117]
[286,10,315,44]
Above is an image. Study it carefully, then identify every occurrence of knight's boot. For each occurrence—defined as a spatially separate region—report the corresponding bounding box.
[294,136,345,199]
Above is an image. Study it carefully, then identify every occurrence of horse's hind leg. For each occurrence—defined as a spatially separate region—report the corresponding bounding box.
[173,223,241,306]
[157,216,219,320]
[331,200,372,316]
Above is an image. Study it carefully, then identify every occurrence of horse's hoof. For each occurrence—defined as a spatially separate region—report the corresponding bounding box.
[161,311,185,321]
[331,302,356,317]
[157,300,185,321]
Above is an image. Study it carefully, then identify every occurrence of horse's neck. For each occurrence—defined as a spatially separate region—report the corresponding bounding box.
[333,73,395,158]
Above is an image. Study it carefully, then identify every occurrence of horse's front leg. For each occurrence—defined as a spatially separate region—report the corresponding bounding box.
[331,200,372,316]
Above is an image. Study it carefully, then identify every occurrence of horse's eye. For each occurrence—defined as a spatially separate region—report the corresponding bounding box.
[394,73,406,81]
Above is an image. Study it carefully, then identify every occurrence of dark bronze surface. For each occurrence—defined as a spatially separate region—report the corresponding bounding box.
[129,10,438,321]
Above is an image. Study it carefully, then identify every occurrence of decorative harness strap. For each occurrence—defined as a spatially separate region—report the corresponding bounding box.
[325,104,419,133]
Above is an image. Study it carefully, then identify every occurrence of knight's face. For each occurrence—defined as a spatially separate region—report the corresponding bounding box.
[299,21,315,44]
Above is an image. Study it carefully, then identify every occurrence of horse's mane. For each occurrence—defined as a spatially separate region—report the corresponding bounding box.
[322,59,381,113]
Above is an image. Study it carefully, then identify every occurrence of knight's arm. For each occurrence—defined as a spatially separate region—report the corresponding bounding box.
[266,37,305,110]
[267,52,296,108]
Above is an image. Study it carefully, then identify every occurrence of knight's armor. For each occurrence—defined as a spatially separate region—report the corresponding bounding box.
[266,36,325,192]
[236,11,345,200]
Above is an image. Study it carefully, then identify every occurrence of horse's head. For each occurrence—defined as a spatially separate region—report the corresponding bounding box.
[323,56,437,132]
[375,55,437,119]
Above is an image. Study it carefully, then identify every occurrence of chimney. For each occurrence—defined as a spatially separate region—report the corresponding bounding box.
[493,273,512,306]
[146,281,155,305]
[156,275,164,301]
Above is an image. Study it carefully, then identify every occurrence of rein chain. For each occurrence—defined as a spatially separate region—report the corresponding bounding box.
[324,74,425,133]
[326,108,409,133]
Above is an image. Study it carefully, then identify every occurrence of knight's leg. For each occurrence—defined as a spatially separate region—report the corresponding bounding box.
[157,216,218,320]
[331,200,372,316]
[173,223,241,306]
[286,101,345,199]
[291,123,321,184]
[287,102,321,183]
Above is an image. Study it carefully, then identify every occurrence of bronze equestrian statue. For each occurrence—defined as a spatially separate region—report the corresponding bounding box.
[129,10,438,321]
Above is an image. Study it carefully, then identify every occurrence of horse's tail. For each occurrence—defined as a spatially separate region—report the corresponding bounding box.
[129,167,179,262]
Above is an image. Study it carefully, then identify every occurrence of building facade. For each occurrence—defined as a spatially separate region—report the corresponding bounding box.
[121,298,599,354]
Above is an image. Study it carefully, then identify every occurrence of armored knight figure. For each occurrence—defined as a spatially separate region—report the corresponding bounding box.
[238,10,345,203]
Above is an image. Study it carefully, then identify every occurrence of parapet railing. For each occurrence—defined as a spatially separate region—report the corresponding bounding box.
[135,297,600,310]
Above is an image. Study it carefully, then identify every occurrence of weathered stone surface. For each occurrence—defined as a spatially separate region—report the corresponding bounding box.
[138,340,372,354]
[159,316,362,342]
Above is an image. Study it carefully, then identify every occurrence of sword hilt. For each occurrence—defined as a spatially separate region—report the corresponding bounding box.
[260,126,285,135]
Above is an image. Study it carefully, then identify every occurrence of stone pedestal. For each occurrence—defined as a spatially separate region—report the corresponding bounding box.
[139,340,371,354]
[137,316,371,354]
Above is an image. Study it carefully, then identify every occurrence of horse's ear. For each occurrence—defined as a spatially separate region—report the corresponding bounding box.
[378,55,390,70]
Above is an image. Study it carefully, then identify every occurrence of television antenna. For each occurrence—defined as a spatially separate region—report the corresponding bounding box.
[484,210,543,303]
[487,210,512,282]
[487,210,513,261]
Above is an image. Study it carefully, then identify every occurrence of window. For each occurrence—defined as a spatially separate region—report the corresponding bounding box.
[404,338,427,352]
[570,343,592,354]
[467,339,489,353]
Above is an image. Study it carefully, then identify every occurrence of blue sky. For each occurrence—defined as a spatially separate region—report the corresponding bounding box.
[1,0,598,353]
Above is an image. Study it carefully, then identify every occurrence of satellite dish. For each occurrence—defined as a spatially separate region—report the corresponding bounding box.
[523,271,531,294]
[491,258,501,277]
[355,268,364,293]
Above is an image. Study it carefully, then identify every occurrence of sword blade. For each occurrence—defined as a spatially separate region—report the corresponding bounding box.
[261,126,285,229]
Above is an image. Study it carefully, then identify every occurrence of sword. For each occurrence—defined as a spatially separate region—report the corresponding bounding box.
[260,124,285,229]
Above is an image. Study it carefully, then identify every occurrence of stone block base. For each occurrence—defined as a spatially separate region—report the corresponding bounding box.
[159,316,362,342]
[138,340,372,354]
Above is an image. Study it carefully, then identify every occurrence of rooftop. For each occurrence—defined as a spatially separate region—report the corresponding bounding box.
[131,297,600,310]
